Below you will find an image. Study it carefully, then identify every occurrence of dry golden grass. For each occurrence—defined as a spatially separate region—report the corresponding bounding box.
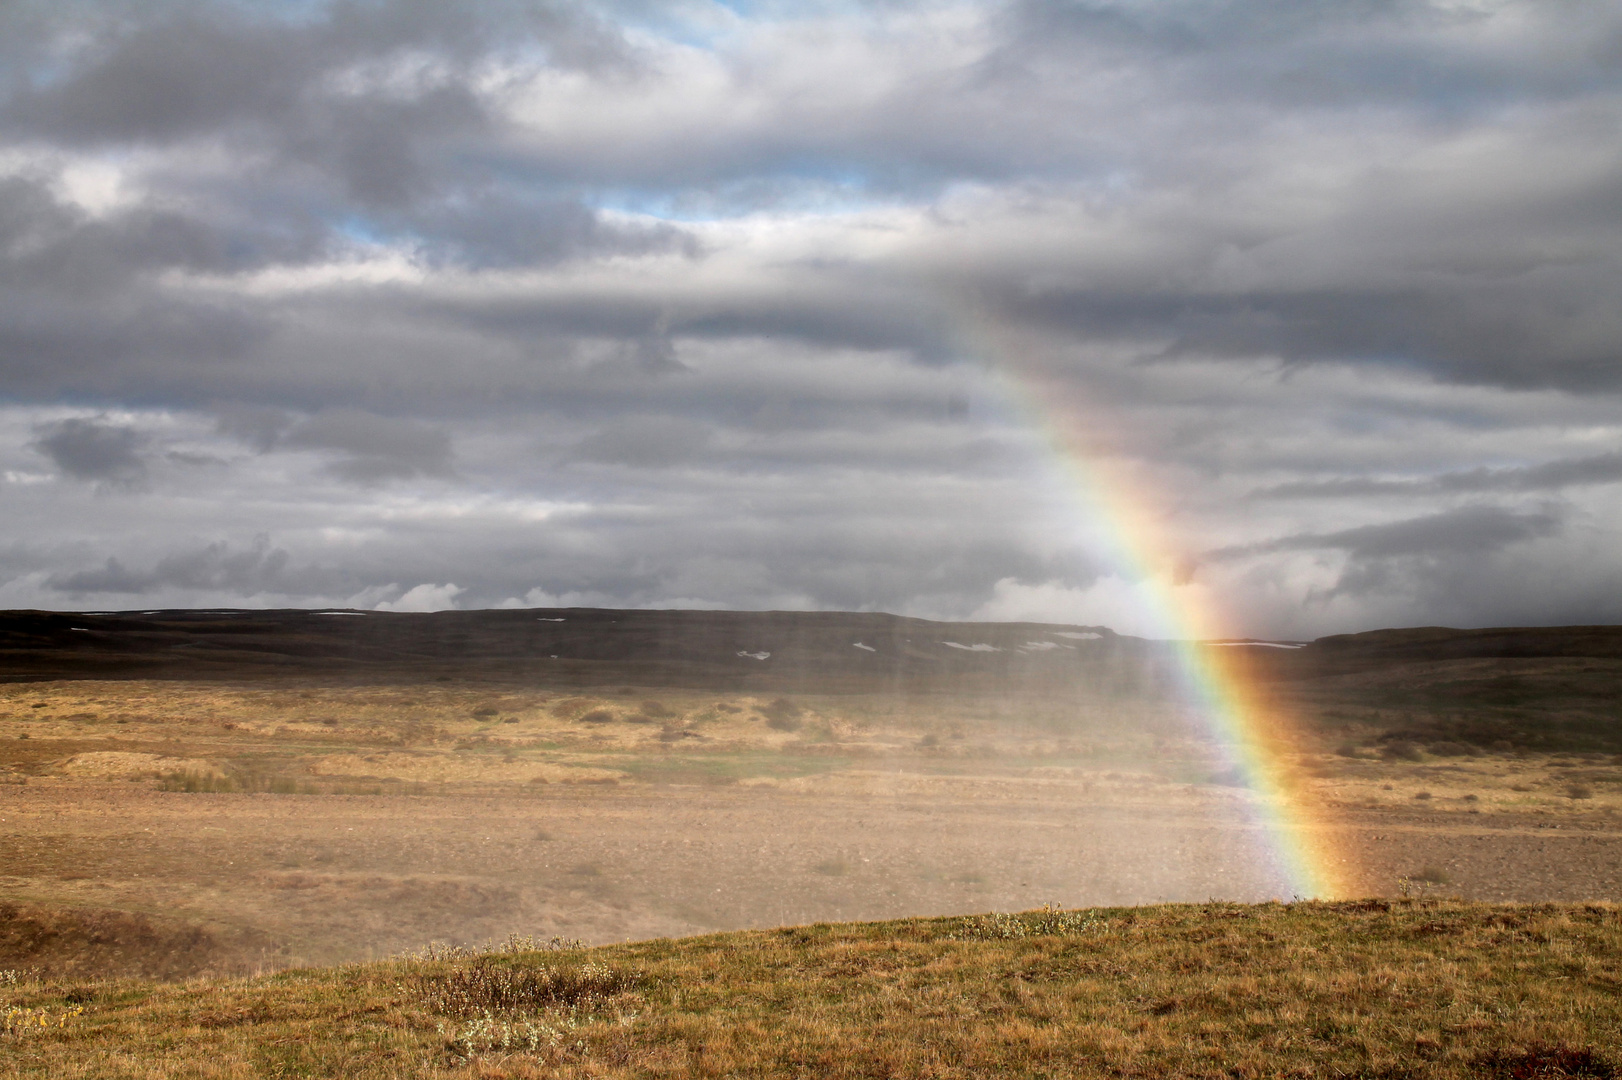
[2,900,1620,1078]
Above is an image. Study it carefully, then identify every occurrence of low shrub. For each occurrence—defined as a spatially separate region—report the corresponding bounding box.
[437,1013,584,1057]
[1382,740,1424,762]
[409,961,641,1018]
[1474,1044,1617,1079]
[953,904,1103,941]
[2,1005,83,1038]
[762,698,803,732]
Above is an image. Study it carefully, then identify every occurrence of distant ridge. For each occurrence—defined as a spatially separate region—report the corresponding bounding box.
[4,608,1620,692]
[0,607,1130,690]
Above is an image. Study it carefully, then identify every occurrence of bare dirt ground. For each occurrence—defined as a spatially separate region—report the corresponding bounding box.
[2,675,1619,977]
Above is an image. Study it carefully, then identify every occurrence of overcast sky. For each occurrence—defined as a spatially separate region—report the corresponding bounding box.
[0,0,1618,638]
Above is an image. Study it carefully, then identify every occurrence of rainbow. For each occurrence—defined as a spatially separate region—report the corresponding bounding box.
[973,330,1355,900]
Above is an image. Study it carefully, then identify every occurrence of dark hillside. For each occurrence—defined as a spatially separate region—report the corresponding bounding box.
[0,608,1149,693]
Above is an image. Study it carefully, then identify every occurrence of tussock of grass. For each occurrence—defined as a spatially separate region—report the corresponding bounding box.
[407,959,641,1017]
[950,903,1103,940]
[1,900,1619,1078]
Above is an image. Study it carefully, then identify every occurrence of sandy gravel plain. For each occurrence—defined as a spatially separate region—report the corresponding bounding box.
[2,677,1618,976]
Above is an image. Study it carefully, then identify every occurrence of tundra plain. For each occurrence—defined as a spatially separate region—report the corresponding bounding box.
[2,609,1620,978]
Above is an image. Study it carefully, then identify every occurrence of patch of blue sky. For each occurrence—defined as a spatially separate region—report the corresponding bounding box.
[607,1,744,51]
[333,215,400,247]
[591,165,943,224]
[594,183,886,224]
[607,0,913,53]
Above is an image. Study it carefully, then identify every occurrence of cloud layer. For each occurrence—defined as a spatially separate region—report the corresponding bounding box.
[1,0,1619,636]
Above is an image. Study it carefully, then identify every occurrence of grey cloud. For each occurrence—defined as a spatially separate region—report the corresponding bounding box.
[1004,0,1622,114]
[213,404,294,454]
[3,2,1622,635]
[30,418,147,484]
[1208,505,1564,563]
[1257,452,1622,499]
[5,2,630,146]
[403,195,700,270]
[566,416,712,468]
[2,2,635,216]
[1197,505,1570,608]
[0,174,330,291]
[282,409,453,483]
[45,536,325,596]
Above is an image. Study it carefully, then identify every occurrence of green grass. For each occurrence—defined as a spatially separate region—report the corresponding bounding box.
[3,900,1619,1078]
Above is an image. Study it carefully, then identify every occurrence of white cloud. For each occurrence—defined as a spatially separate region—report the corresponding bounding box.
[373,583,464,612]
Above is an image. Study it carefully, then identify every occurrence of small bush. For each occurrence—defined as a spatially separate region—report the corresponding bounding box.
[639,700,672,718]
[160,770,315,795]
[438,1013,584,1057]
[410,961,640,1018]
[2,1005,83,1037]
[159,771,237,793]
[1474,1044,1617,1079]
[953,905,1102,941]
[580,709,614,725]
[398,935,583,963]
[1382,740,1424,762]
[1414,791,1432,800]
[761,698,803,732]
[1569,784,1595,800]
[472,706,499,719]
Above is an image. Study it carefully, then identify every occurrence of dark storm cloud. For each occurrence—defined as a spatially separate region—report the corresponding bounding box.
[30,417,147,484]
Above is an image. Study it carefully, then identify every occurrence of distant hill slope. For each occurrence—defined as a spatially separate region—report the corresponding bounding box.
[0,608,1137,690]
[1267,624,1622,677]
[3,608,1620,696]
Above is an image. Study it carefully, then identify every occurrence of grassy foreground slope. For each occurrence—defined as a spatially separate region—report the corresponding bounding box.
[4,901,1620,1079]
